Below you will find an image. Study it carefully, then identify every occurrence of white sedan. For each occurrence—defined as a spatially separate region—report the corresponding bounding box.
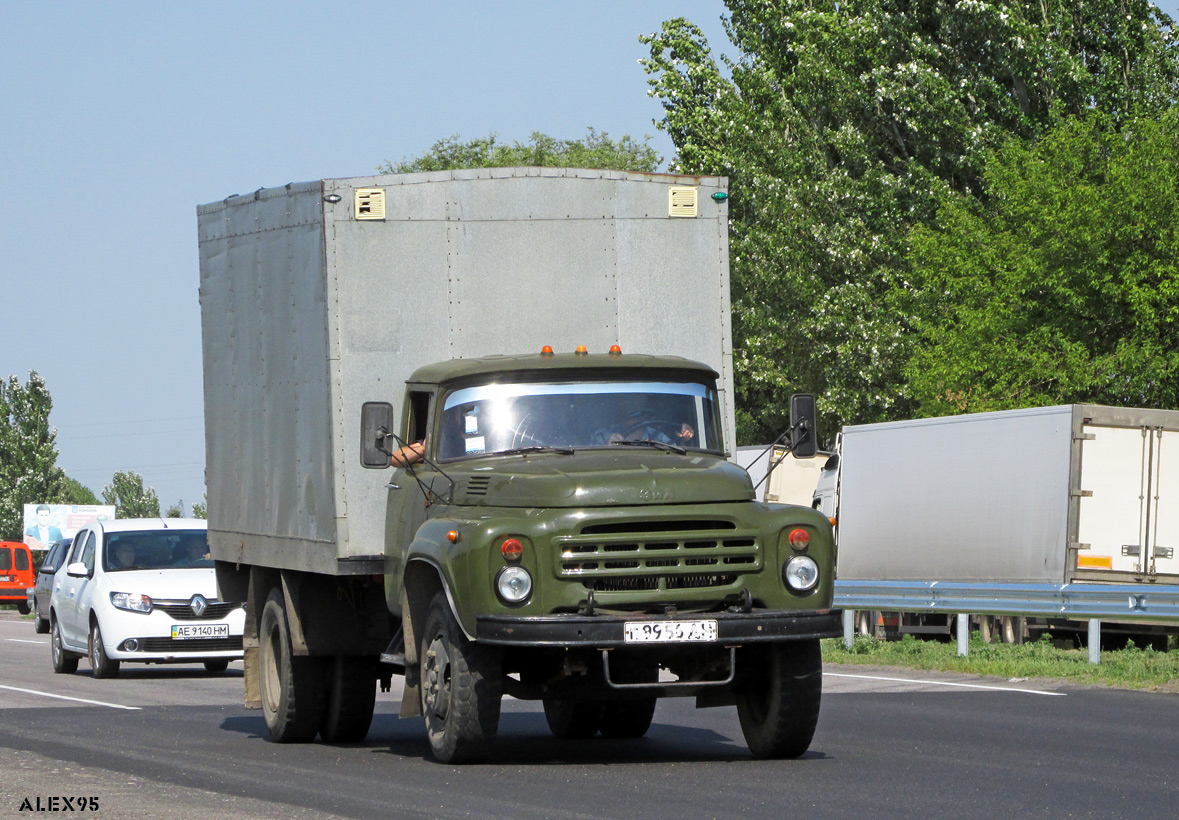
[49,518,244,678]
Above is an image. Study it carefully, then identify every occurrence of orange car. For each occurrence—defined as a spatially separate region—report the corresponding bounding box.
[1,542,35,614]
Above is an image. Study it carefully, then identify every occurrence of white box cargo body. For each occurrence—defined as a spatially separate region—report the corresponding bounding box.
[836,404,1179,585]
[198,168,734,576]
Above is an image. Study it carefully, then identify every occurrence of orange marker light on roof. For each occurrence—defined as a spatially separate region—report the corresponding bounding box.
[609,345,622,357]
[575,345,588,356]
[540,345,554,357]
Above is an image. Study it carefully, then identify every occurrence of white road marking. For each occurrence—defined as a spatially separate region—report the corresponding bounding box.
[825,671,1066,697]
[8,639,46,645]
[0,684,141,710]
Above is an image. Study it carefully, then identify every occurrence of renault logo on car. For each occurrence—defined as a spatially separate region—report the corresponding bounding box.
[190,594,208,618]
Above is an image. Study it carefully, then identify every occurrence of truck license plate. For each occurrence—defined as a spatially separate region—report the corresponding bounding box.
[623,619,718,644]
[171,623,229,640]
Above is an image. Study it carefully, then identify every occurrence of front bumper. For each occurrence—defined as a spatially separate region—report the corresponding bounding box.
[476,608,842,647]
[102,605,246,661]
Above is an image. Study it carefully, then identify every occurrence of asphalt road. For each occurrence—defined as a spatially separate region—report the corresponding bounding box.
[1,611,1176,820]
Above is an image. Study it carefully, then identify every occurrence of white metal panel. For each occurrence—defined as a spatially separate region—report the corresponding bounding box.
[837,406,1075,583]
[1077,425,1149,574]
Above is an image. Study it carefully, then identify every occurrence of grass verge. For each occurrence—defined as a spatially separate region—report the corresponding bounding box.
[822,634,1179,692]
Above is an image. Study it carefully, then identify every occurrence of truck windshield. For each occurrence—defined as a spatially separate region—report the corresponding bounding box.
[437,380,723,460]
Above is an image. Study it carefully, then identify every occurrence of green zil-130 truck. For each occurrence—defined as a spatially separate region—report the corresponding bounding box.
[198,169,840,763]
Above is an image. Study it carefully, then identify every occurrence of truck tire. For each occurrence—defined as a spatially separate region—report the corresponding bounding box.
[51,618,78,674]
[259,590,327,743]
[543,698,604,738]
[736,639,822,759]
[978,615,995,644]
[420,592,502,763]
[88,620,120,679]
[599,653,658,739]
[319,656,377,743]
[1001,616,1024,645]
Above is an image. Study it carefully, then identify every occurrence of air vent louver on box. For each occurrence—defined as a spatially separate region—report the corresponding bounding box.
[668,186,698,218]
[354,187,386,220]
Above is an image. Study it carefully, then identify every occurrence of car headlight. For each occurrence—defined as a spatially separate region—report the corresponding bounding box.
[110,592,153,613]
[495,566,532,605]
[783,555,819,593]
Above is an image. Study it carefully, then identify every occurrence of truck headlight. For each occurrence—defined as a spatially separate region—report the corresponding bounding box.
[783,555,819,593]
[495,566,532,605]
[110,592,153,613]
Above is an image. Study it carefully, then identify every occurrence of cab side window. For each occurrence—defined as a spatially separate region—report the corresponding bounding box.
[407,391,431,444]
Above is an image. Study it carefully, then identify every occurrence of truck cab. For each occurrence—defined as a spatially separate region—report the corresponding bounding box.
[355,351,839,761]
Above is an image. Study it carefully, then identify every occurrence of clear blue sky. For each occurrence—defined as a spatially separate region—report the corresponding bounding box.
[4,2,1177,512]
[1,1,729,511]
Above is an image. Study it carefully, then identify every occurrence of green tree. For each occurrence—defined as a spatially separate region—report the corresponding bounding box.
[101,471,160,519]
[379,128,661,174]
[191,494,207,520]
[0,372,67,541]
[62,476,99,506]
[640,1,1179,442]
[906,113,1179,413]
[164,502,183,518]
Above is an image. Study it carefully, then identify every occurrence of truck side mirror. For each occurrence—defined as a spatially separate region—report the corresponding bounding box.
[789,393,817,458]
[360,402,395,468]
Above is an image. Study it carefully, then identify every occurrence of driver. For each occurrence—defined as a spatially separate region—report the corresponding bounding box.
[111,542,137,569]
[598,400,695,446]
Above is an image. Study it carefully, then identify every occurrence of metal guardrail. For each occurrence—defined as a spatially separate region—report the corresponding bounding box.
[834,580,1179,624]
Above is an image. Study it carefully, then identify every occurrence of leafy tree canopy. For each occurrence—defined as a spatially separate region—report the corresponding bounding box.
[907,112,1179,413]
[62,476,99,506]
[641,0,1179,442]
[0,372,67,541]
[379,128,661,174]
[102,471,160,519]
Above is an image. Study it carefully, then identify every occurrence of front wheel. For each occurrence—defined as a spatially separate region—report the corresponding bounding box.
[89,620,120,679]
[420,592,502,763]
[736,639,822,759]
[204,659,230,673]
[259,590,327,742]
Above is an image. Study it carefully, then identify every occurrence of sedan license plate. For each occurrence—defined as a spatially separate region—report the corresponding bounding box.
[623,619,718,644]
[171,623,229,640]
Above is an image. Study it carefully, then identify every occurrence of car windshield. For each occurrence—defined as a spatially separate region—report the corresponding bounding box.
[436,379,724,461]
[102,530,211,572]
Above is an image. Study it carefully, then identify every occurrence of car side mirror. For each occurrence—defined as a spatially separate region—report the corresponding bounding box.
[360,402,395,468]
[66,561,90,579]
[789,393,818,459]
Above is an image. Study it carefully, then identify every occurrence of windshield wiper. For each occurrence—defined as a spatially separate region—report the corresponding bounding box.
[497,445,576,456]
[610,439,686,455]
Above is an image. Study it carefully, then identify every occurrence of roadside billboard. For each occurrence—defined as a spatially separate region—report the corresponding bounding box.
[22,504,116,551]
